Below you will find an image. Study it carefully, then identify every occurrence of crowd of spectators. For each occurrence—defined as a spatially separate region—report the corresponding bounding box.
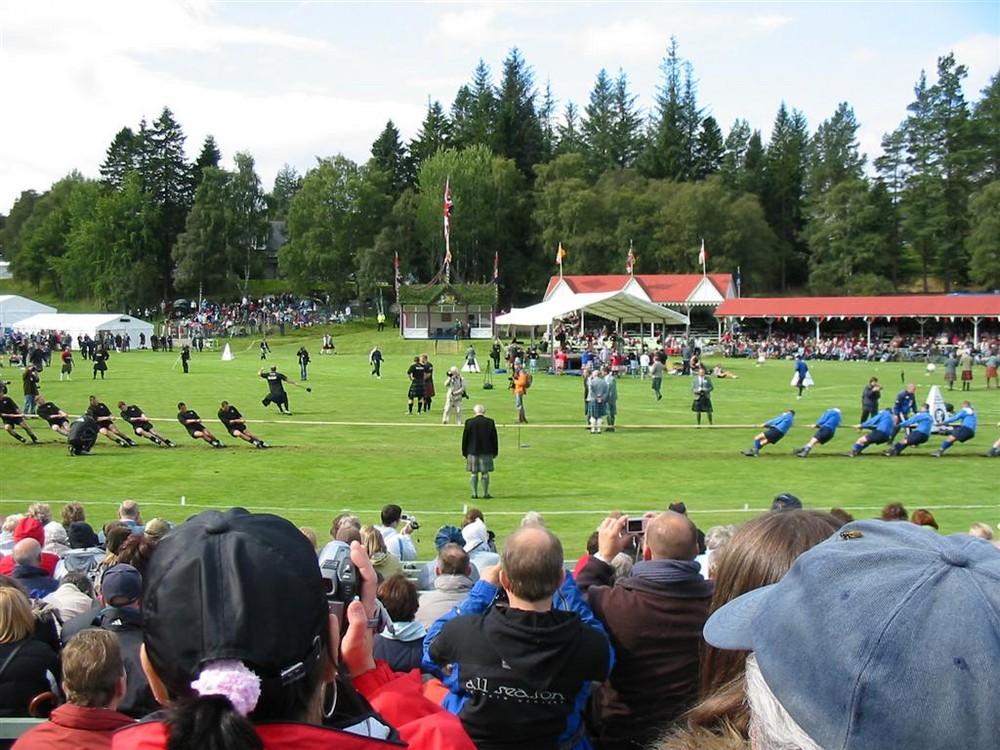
[0,497,996,749]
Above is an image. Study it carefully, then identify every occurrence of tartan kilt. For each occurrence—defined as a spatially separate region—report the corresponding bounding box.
[466,454,495,473]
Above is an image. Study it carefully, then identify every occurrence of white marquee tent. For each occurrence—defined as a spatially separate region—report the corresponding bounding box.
[0,295,56,329]
[496,290,689,327]
[13,313,154,350]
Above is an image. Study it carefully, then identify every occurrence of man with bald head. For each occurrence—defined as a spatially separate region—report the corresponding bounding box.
[11,538,59,596]
[577,510,714,750]
[424,526,612,750]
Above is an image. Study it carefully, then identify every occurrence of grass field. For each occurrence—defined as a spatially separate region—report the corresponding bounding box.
[1,324,997,558]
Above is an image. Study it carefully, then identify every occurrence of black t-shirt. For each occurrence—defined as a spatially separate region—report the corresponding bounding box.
[262,371,287,395]
[37,402,67,425]
[177,409,204,433]
[121,405,152,430]
[0,396,20,422]
[87,401,113,423]
[218,406,243,432]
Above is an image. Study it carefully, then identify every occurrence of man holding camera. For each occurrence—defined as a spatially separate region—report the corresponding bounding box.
[442,367,468,425]
[374,504,417,561]
[576,512,714,750]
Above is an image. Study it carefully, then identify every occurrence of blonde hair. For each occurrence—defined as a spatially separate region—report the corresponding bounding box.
[360,525,387,558]
[0,586,35,644]
[968,523,994,541]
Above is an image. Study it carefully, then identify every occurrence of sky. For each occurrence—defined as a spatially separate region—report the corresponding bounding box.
[1,1,997,215]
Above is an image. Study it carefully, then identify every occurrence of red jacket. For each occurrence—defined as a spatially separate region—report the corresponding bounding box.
[0,518,59,576]
[12,703,134,750]
[112,662,474,750]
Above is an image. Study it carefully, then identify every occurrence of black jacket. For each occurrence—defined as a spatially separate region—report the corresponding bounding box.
[0,638,60,717]
[462,414,498,458]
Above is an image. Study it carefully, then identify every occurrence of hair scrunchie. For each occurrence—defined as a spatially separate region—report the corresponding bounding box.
[191,660,262,716]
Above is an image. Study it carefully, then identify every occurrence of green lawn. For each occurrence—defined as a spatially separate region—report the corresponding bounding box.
[2,325,997,559]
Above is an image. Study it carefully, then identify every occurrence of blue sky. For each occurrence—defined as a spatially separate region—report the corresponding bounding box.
[1,1,997,213]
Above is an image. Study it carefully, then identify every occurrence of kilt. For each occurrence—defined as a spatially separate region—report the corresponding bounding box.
[466,454,495,473]
[961,370,973,381]
[587,400,607,419]
[985,365,997,379]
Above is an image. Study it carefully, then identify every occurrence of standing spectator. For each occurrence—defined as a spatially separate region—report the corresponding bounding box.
[442,367,467,425]
[741,410,795,457]
[958,348,974,391]
[258,338,270,360]
[860,376,882,422]
[92,345,109,380]
[421,354,435,413]
[179,344,190,374]
[11,629,134,749]
[603,367,619,432]
[650,356,664,400]
[512,363,529,424]
[577,512,713,750]
[586,368,610,434]
[984,349,998,389]
[943,351,958,391]
[21,366,39,415]
[691,365,714,426]
[464,344,479,373]
[59,346,73,381]
[462,405,498,500]
[423,527,612,750]
[297,346,310,381]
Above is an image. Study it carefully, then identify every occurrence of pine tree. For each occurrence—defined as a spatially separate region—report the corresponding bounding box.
[409,100,452,175]
[370,120,411,197]
[192,135,222,192]
[492,48,543,180]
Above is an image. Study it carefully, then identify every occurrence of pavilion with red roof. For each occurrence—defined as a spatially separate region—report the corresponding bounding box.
[714,295,1000,347]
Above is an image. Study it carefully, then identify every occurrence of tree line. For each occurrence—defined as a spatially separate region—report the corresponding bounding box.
[1,39,997,310]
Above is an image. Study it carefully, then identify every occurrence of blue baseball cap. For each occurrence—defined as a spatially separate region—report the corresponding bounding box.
[704,520,1000,749]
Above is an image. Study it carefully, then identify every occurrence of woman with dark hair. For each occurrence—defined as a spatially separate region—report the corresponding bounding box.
[373,575,426,672]
[656,510,843,750]
[112,508,473,750]
[880,502,908,521]
[909,509,939,529]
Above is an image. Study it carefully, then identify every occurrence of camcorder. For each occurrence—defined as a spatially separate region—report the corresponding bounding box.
[401,513,420,531]
[626,517,648,535]
[318,540,358,633]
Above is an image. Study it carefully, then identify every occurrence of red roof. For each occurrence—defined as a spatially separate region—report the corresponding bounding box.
[545,274,732,303]
[714,295,1000,320]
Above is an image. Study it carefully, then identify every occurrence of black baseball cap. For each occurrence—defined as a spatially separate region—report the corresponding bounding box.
[141,508,328,694]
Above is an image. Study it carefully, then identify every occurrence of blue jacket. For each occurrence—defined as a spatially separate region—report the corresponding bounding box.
[861,409,896,435]
[795,358,808,378]
[893,389,917,417]
[766,412,795,435]
[898,411,933,436]
[814,408,842,431]
[945,405,977,432]
[423,575,613,750]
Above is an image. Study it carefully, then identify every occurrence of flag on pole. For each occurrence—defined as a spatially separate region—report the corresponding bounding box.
[626,241,636,275]
[556,242,567,266]
[443,177,453,243]
[698,238,707,274]
[493,251,499,285]
[736,265,742,298]
[394,252,400,299]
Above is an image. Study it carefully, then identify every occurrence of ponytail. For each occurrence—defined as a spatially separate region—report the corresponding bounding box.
[167,695,262,750]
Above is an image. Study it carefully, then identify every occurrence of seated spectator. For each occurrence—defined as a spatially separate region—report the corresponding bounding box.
[42,571,95,624]
[0,586,60,718]
[657,510,842,750]
[360,525,403,582]
[11,539,58,598]
[770,493,802,511]
[968,522,994,540]
[116,500,144,534]
[329,512,360,541]
[416,544,475,628]
[374,574,426,672]
[577,512,714,750]
[416,526,481,591]
[54,522,103,582]
[461,517,499,572]
[0,517,59,576]
[298,526,318,550]
[43,522,70,557]
[0,515,24,555]
[374,504,417,560]
[60,502,87,531]
[142,518,171,542]
[701,520,1000,749]
[910,508,938,529]
[880,501,908,521]
[424,526,612,750]
[112,508,474,749]
[60,564,158,719]
[695,524,737,580]
[115,533,156,577]
[520,511,546,528]
[12,629,134,748]
[94,525,133,596]
[829,507,855,525]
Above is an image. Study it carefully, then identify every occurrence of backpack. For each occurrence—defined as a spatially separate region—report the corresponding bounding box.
[523,371,533,390]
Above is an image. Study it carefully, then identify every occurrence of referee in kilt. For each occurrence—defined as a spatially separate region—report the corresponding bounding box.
[462,404,499,500]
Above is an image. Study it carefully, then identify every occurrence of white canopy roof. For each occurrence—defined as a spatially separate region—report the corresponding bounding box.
[13,313,154,350]
[497,290,688,326]
[0,295,56,328]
